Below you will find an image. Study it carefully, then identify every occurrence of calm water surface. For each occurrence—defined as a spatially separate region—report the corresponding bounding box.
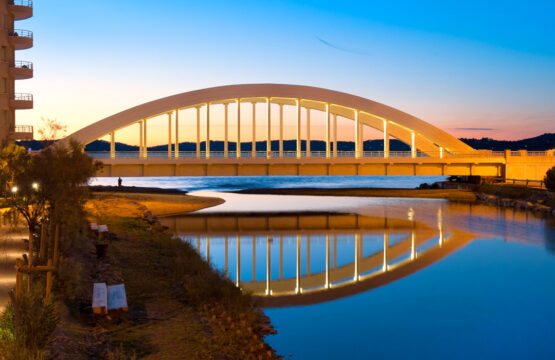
[93,176,555,359]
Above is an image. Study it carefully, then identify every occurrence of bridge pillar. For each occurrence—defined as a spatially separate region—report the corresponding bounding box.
[279,104,284,158]
[236,99,241,158]
[143,119,148,159]
[355,111,360,158]
[333,113,338,158]
[252,102,256,158]
[411,132,416,159]
[139,121,143,158]
[224,103,229,158]
[383,120,389,158]
[267,98,271,159]
[326,104,331,159]
[167,112,172,159]
[296,99,301,159]
[306,108,311,158]
[196,106,201,159]
[360,119,364,157]
[110,131,115,159]
[206,103,211,159]
[174,110,179,159]
[439,146,444,159]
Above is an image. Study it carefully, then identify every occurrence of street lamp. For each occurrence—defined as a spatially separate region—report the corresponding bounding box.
[11,186,18,193]
[32,182,38,190]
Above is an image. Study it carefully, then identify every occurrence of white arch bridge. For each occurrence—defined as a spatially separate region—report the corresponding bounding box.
[59,84,554,180]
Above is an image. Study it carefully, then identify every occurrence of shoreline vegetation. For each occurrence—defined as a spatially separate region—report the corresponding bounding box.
[2,178,553,359]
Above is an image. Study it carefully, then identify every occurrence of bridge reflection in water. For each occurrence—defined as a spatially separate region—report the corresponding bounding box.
[159,212,474,307]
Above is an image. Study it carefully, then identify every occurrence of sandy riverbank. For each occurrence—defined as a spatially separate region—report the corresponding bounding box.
[86,191,225,218]
[232,187,477,202]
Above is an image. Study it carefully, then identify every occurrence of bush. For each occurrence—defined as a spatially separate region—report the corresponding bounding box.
[0,287,58,359]
[545,166,555,192]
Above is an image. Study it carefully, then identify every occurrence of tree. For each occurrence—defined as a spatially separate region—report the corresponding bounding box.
[0,143,30,194]
[37,117,67,146]
[545,166,555,192]
[0,140,102,263]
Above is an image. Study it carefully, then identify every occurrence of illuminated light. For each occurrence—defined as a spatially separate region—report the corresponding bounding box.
[32,182,39,190]
[11,186,17,193]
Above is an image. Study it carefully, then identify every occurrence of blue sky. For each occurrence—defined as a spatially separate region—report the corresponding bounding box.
[16,0,555,143]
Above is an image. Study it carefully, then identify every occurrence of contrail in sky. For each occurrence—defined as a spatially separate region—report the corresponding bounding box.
[316,36,369,56]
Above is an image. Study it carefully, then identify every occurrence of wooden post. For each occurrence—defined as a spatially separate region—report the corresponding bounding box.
[45,259,53,298]
[15,258,23,298]
[27,231,33,292]
[40,224,46,261]
[53,224,60,266]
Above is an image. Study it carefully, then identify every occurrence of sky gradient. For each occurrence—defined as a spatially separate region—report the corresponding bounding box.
[16,0,555,145]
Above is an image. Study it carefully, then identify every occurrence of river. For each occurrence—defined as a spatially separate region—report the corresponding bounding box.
[92,176,555,359]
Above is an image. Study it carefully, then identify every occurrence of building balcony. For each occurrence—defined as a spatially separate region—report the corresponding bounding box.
[8,1,33,21]
[10,125,33,140]
[8,29,33,50]
[9,61,33,80]
[10,93,33,109]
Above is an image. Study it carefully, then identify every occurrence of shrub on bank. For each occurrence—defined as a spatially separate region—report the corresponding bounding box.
[545,166,555,192]
[0,286,58,360]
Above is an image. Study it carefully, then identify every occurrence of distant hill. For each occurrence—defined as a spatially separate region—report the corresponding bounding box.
[16,133,555,152]
[459,133,555,151]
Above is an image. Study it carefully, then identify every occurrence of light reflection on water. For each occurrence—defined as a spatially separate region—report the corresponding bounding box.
[94,176,555,359]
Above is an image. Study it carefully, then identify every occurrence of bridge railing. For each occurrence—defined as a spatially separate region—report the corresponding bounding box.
[85,150,553,159]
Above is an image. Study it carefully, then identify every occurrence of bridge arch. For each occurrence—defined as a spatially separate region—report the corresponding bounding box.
[59,84,475,157]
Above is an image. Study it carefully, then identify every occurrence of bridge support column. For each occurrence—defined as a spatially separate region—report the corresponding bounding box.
[139,121,143,158]
[175,110,179,158]
[143,119,148,159]
[236,99,241,158]
[296,99,301,159]
[252,102,256,158]
[439,146,444,159]
[306,108,311,158]
[266,98,271,159]
[411,132,416,159]
[206,103,211,159]
[355,111,360,158]
[333,114,338,158]
[383,119,389,158]
[360,120,364,157]
[110,131,115,159]
[279,104,284,158]
[167,113,172,159]
[326,104,331,159]
[196,106,201,158]
[224,103,229,158]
